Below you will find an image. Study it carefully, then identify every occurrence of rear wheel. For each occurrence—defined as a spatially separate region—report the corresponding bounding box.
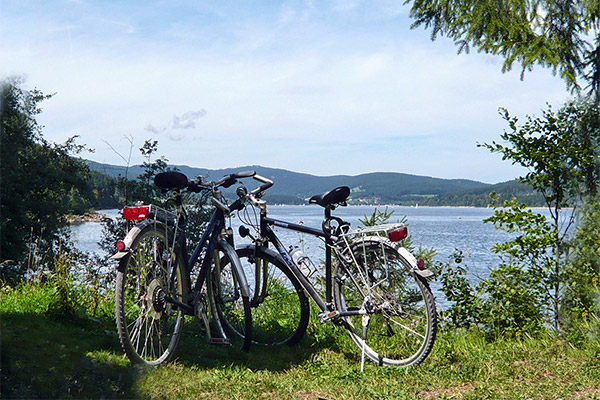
[115,224,187,366]
[333,239,437,367]
[214,246,310,346]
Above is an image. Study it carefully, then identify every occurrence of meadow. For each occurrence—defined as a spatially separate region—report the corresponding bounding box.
[1,282,599,400]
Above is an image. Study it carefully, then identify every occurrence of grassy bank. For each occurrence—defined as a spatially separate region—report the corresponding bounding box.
[1,283,599,399]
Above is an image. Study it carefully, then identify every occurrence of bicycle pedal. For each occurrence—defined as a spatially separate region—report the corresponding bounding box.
[209,337,231,346]
[318,310,340,324]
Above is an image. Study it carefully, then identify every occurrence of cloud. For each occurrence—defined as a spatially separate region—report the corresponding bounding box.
[171,109,207,129]
[145,123,166,134]
[1,1,569,182]
[143,110,207,143]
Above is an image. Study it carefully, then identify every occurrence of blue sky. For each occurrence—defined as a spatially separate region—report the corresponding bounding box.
[1,0,570,183]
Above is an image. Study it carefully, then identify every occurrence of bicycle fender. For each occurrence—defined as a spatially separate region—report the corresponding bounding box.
[109,219,158,261]
[397,247,434,278]
[358,237,434,278]
[218,240,251,298]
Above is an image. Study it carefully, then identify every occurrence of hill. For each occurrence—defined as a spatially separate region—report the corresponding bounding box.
[87,161,543,206]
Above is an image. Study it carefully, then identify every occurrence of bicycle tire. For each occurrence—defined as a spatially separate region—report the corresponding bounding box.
[115,223,187,366]
[213,245,310,346]
[333,239,437,367]
[210,241,253,351]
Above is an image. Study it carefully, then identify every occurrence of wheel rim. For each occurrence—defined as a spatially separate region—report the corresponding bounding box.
[119,229,184,365]
[215,249,308,346]
[335,242,434,366]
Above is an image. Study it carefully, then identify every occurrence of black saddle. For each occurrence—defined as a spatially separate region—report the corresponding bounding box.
[309,186,350,208]
[154,171,189,190]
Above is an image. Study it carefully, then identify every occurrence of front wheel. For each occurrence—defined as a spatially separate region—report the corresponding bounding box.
[213,246,310,346]
[333,239,437,367]
[115,223,187,366]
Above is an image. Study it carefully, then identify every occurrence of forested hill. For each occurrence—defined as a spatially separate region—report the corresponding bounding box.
[87,161,544,207]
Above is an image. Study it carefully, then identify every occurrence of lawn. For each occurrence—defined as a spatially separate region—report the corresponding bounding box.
[1,284,599,399]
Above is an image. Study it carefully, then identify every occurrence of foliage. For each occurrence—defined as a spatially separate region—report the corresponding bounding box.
[437,250,544,337]
[437,250,482,330]
[479,101,600,332]
[0,77,93,265]
[359,207,436,264]
[481,263,545,337]
[437,100,600,336]
[566,195,600,343]
[89,162,551,207]
[481,100,600,200]
[405,0,600,97]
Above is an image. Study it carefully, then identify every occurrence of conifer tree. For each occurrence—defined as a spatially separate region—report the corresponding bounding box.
[405,0,600,100]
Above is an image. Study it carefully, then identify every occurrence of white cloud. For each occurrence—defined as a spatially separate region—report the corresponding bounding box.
[171,110,207,129]
[0,1,569,182]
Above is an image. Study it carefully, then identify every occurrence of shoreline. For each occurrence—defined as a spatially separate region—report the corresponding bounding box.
[67,211,109,224]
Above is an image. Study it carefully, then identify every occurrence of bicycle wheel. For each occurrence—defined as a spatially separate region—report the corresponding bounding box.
[333,239,437,367]
[213,245,309,346]
[115,223,187,366]
[210,241,253,350]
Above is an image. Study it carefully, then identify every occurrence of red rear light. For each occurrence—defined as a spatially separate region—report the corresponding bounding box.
[116,240,127,252]
[388,227,408,242]
[123,206,149,221]
[417,259,425,270]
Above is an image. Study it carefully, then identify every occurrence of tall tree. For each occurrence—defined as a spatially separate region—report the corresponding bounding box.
[481,99,600,330]
[1,77,90,264]
[405,0,600,99]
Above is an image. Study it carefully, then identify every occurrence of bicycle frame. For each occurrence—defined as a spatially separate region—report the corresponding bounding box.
[114,197,250,317]
[165,205,228,314]
[259,208,339,313]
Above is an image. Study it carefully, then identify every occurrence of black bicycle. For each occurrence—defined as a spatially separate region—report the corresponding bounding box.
[216,177,437,368]
[111,170,272,366]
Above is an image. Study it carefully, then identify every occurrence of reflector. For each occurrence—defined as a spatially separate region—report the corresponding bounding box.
[123,206,149,221]
[388,227,408,242]
[116,240,127,252]
[417,259,425,270]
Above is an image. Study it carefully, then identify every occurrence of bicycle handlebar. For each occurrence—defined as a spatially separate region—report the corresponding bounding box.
[250,174,273,195]
[189,170,258,191]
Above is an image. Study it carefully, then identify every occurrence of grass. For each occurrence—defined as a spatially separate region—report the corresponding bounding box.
[1,283,600,399]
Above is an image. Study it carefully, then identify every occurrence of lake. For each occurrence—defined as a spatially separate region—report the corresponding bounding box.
[70,205,527,281]
[71,205,560,308]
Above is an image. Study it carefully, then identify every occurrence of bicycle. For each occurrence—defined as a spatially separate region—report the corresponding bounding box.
[216,178,438,369]
[111,170,272,366]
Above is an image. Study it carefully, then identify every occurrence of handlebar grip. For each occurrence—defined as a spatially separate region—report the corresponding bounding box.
[258,181,273,192]
[232,170,256,179]
[221,170,257,188]
[251,174,273,195]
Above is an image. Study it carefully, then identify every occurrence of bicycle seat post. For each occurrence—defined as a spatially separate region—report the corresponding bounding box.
[325,206,333,306]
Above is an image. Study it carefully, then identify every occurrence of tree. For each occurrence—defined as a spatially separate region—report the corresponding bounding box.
[0,77,91,264]
[480,100,600,331]
[405,0,600,98]
[567,195,600,341]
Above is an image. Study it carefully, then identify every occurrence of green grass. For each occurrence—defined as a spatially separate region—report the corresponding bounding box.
[2,283,599,399]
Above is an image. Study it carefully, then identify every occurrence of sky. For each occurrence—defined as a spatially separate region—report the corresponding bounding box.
[1,0,572,183]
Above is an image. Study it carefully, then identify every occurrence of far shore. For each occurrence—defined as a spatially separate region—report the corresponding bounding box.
[67,211,109,224]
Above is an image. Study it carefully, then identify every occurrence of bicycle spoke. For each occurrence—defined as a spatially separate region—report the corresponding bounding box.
[384,315,426,340]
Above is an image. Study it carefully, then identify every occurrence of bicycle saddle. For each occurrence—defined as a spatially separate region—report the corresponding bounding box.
[309,186,350,208]
[154,171,189,190]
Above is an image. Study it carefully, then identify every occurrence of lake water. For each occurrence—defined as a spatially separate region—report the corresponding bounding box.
[71,205,561,308]
[70,205,529,287]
